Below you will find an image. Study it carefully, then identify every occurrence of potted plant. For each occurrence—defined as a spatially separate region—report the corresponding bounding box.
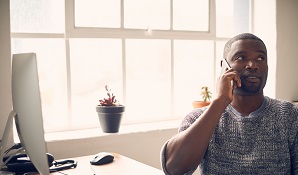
[96,85,125,133]
[192,86,212,109]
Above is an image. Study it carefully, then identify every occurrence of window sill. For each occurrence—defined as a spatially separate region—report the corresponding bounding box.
[45,120,180,142]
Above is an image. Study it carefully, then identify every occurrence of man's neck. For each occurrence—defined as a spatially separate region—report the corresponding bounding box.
[230,94,265,116]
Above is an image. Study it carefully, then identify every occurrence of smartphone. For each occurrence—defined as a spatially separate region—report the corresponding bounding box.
[220,58,232,75]
[220,59,235,88]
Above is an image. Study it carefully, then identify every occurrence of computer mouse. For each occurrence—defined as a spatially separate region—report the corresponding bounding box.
[90,152,114,165]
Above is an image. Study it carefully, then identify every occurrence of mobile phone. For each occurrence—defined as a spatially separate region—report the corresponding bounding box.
[220,59,235,88]
[220,59,232,75]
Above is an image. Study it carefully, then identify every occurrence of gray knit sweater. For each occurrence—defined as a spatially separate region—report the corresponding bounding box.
[161,96,298,174]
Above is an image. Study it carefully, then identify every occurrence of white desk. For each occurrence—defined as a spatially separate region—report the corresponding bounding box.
[51,153,164,175]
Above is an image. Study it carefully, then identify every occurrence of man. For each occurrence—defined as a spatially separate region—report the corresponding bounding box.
[161,33,298,174]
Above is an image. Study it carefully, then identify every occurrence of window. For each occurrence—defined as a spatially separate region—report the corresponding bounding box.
[10,0,250,133]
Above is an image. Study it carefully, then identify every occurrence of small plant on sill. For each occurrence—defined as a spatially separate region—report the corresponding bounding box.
[98,85,120,106]
[96,85,125,133]
[201,86,212,102]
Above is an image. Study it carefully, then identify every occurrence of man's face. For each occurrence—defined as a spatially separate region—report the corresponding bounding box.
[226,39,268,95]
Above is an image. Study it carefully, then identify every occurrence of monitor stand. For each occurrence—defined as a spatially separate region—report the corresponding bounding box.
[0,111,24,169]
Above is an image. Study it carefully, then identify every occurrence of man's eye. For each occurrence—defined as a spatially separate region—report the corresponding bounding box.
[236,56,244,60]
[257,57,265,61]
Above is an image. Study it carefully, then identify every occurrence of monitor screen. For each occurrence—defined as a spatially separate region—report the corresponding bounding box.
[11,53,49,174]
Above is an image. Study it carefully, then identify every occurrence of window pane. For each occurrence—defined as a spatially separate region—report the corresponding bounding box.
[10,0,64,33]
[75,0,120,28]
[173,0,209,31]
[124,0,170,29]
[125,39,171,123]
[174,40,214,116]
[216,0,250,37]
[70,39,123,128]
[11,39,67,132]
[216,0,234,37]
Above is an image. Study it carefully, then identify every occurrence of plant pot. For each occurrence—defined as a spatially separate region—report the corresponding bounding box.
[192,101,210,109]
[96,105,125,133]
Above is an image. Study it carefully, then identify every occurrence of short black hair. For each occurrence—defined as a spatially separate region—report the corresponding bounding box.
[223,33,267,59]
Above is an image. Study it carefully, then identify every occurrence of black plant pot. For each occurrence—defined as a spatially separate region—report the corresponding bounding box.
[96,105,125,133]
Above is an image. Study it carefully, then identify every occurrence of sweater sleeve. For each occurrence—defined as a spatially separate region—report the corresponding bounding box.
[160,141,197,175]
[160,108,206,175]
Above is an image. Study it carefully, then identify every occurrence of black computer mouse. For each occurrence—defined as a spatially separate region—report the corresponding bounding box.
[90,152,114,165]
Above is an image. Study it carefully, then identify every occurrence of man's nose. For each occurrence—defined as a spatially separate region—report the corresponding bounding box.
[245,60,259,70]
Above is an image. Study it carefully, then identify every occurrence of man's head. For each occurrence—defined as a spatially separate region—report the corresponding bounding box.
[223,33,268,95]
[223,33,267,60]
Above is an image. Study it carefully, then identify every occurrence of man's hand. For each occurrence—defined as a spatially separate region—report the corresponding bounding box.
[216,68,241,105]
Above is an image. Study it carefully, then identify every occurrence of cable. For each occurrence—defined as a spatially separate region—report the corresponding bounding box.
[4,143,22,154]
[3,148,25,165]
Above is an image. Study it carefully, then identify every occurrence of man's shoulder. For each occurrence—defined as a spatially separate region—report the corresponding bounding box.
[265,96,298,108]
[178,107,209,132]
[265,97,298,124]
[266,96,298,109]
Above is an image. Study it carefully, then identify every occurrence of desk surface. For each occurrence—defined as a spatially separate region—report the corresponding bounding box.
[51,153,164,175]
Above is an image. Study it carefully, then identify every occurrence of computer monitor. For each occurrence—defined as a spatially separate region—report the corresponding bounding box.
[0,53,49,174]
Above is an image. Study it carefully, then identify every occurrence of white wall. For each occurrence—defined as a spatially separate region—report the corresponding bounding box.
[275,0,298,101]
